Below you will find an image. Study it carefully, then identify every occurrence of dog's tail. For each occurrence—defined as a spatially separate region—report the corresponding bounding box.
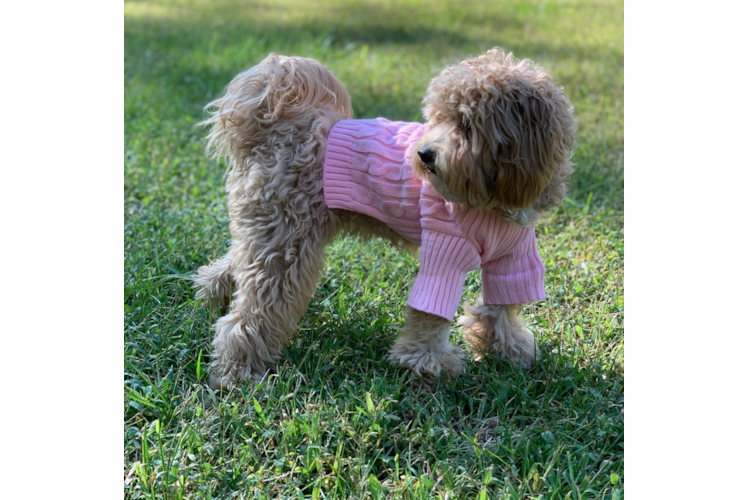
[202,54,353,167]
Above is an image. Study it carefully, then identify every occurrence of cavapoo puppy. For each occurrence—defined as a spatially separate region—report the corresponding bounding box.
[195,49,575,390]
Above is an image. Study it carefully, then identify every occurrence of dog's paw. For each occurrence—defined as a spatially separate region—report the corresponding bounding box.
[388,339,465,379]
[208,367,277,392]
[207,372,236,391]
[492,326,540,369]
[459,305,540,370]
[208,365,276,392]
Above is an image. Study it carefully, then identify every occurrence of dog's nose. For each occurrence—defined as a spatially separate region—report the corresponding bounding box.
[418,147,436,165]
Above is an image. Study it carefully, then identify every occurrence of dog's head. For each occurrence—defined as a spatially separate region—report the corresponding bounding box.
[414,49,576,223]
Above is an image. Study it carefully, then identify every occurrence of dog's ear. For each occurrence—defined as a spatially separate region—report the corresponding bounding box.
[474,84,575,211]
[481,93,550,209]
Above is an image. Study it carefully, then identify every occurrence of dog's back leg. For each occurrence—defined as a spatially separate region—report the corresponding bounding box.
[207,116,339,389]
[195,253,233,315]
[201,54,350,389]
[208,209,336,390]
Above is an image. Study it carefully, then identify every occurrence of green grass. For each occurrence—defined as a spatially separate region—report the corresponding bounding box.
[124,0,623,498]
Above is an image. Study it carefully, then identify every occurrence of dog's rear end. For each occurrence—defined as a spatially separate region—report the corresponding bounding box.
[195,55,352,388]
[202,54,352,163]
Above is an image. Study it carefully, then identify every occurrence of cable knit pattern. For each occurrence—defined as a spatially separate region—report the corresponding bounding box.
[323,118,545,320]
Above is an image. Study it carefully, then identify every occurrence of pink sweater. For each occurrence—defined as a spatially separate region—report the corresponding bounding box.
[323,118,545,320]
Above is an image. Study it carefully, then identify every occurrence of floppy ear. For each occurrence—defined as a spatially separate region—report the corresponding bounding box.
[534,155,574,213]
[475,92,558,210]
[473,86,574,212]
[532,98,576,213]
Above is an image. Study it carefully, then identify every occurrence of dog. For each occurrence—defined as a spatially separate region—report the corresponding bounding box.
[195,49,575,390]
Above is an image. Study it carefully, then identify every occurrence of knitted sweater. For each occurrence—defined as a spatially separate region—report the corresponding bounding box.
[323,118,545,320]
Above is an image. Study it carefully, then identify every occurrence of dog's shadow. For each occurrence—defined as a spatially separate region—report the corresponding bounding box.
[266,303,623,452]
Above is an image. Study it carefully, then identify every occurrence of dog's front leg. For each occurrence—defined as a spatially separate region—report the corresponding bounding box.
[458,299,540,369]
[388,306,465,379]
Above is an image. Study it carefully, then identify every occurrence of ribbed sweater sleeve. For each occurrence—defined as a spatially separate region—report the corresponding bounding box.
[481,229,545,305]
[406,184,481,319]
[406,231,481,319]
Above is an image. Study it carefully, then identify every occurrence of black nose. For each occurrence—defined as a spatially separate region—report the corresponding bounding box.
[418,147,436,165]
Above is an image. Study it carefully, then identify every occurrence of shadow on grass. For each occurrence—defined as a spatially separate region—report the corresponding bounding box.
[259,328,624,494]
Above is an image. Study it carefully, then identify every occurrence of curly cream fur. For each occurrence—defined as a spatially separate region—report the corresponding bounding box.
[194,253,234,314]
[195,50,573,389]
[198,54,353,389]
[388,307,465,379]
[413,49,576,225]
[459,299,540,369]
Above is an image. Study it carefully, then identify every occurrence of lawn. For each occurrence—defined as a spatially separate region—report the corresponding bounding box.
[124,0,624,498]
